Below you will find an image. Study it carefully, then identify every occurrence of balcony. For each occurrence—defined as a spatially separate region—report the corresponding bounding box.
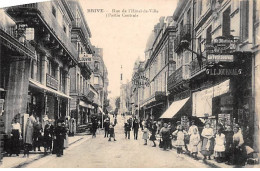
[0,26,36,59]
[174,24,191,52]
[167,65,190,91]
[6,3,78,62]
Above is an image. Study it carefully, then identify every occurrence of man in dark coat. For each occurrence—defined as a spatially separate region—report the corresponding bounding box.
[124,120,131,139]
[132,119,139,140]
[54,119,66,157]
[104,118,110,138]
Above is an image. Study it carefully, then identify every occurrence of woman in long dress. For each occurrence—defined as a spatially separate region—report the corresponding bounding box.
[200,122,214,160]
[24,114,36,157]
[160,123,170,150]
[9,118,22,156]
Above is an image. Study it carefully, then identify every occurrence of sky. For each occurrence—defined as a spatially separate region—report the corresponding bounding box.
[0,0,178,99]
[80,0,178,98]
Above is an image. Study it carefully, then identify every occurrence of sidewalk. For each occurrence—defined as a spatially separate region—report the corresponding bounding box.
[170,140,259,168]
[0,134,87,168]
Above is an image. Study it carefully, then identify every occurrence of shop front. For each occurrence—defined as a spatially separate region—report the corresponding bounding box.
[28,79,71,124]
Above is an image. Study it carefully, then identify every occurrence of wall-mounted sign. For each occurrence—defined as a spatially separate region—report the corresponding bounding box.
[206,36,239,53]
[206,68,242,76]
[46,74,58,90]
[207,54,234,63]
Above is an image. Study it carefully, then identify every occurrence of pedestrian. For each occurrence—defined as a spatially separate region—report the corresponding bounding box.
[167,123,173,149]
[24,114,36,157]
[142,126,149,145]
[133,118,139,140]
[188,126,200,160]
[9,117,21,156]
[124,120,131,139]
[172,125,188,157]
[160,123,171,150]
[104,118,110,138]
[140,119,143,130]
[200,122,214,160]
[91,118,98,138]
[69,118,76,136]
[224,125,234,164]
[149,121,157,147]
[33,116,42,152]
[54,119,67,157]
[108,122,116,141]
[230,125,247,166]
[214,128,226,163]
[188,120,199,154]
[63,120,69,149]
[43,120,53,155]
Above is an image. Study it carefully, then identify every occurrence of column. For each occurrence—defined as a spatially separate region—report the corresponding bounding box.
[4,59,31,135]
[65,73,70,95]
[56,66,60,91]
[41,54,48,86]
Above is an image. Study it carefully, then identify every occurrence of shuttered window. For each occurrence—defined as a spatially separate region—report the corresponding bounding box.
[240,0,249,42]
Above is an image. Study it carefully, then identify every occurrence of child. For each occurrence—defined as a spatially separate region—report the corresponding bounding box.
[142,126,149,145]
[108,123,116,141]
[172,125,188,157]
[214,128,226,163]
[189,128,200,159]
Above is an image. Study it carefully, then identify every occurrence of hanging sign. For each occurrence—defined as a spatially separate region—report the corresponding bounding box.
[132,74,150,87]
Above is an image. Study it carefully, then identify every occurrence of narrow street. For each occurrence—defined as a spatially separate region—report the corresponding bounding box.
[23,115,210,168]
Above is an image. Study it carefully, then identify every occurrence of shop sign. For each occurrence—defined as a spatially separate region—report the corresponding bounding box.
[206,68,242,76]
[205,36,239,53]
[207,54,234,63]
[46,74,58,90]
[132,74,150,87]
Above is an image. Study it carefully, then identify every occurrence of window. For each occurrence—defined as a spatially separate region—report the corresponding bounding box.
[31,60,34,79]
[94,76,99,85]
[94,61,100,71]
[206,26,212,43]
[187,9,191,25]
[63,25,66,33]
[50,62,56,78]
[52,6,56,17]
[222,6,231,38]
[77,73,80,91]
[36,54,41,82]
[240,0,249,42]
[198,0,202,17]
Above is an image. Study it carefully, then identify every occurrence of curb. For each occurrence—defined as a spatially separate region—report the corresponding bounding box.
[11,136,85,168]
[170,145,220,168]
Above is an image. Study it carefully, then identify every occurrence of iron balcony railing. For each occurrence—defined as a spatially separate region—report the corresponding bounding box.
[167,65,190,91]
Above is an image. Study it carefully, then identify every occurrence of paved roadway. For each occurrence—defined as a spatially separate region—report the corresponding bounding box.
[24,115,210,168]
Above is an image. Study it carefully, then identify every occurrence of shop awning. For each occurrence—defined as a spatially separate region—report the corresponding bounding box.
[160,97,190,119]
[79,100,92,108]
[29,79,72,99]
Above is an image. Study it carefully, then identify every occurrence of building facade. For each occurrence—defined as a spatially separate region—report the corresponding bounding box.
[0,0,109,147]
[137,17,176,121]
[167,0,260,160]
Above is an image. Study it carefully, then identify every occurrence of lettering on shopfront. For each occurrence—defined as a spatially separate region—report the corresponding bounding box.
[46,74,58,90]
[206,68,242,76]
[207,54,234,63]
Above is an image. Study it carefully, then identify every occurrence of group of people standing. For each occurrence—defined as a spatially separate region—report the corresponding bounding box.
[157,120,248,166]
[7,114,73,158]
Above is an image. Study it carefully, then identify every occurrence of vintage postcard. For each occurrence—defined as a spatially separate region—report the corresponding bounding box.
[0,0,260,168]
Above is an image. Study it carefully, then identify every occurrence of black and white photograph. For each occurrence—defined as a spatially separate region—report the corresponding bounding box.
[0,0,260,168]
